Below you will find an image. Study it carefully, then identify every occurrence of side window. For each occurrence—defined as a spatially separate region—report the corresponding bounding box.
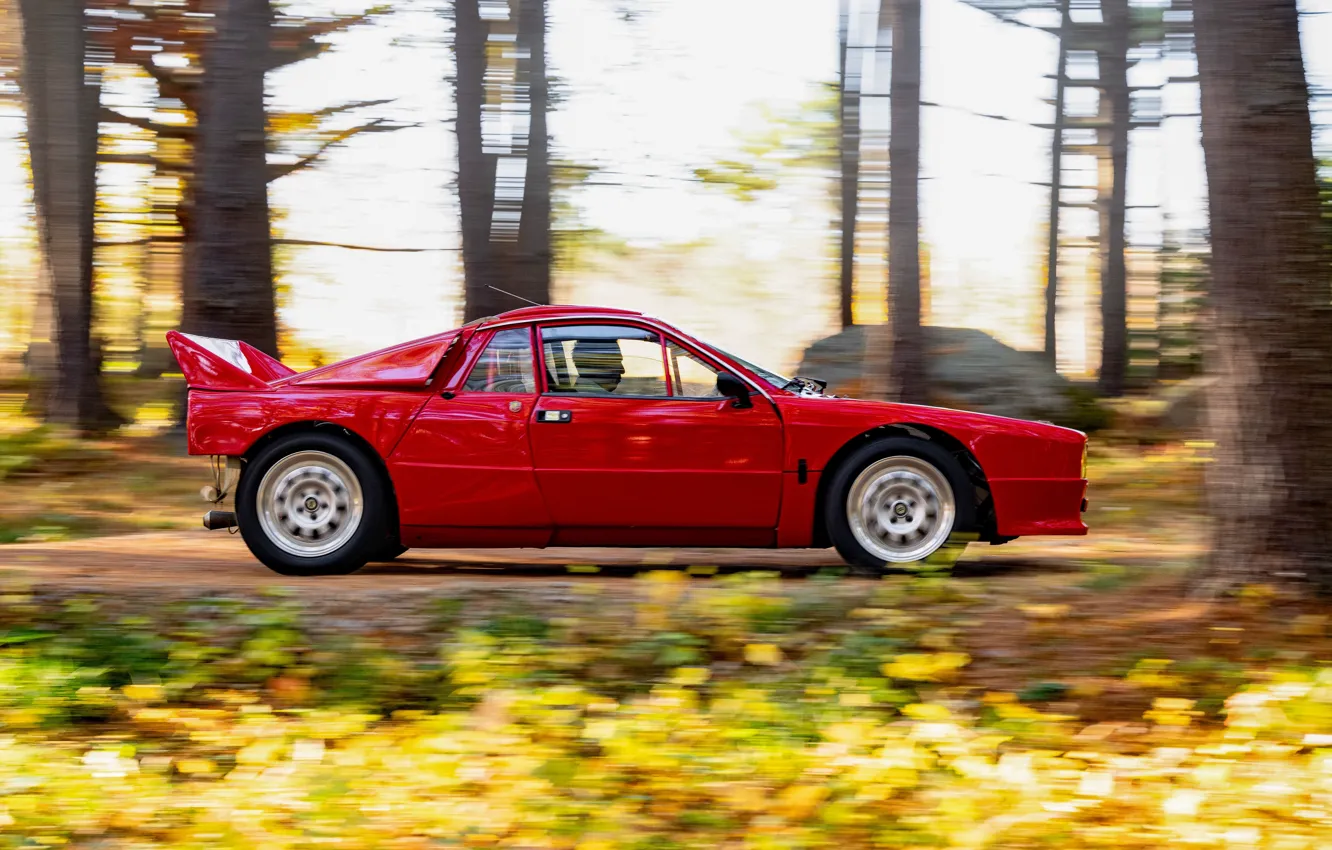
[668,343,722,398]
[541,325,668,396]
[463,328,535,393]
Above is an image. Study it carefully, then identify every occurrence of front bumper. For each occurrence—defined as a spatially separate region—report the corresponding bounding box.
[988,477,1090,537]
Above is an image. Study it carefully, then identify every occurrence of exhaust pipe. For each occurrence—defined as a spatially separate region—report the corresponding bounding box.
[202,510,237,531]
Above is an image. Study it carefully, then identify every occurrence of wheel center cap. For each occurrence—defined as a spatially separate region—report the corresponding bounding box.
[894,502,909,517]
[304,496,319,512]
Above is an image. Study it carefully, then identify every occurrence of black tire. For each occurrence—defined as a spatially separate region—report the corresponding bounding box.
[824,436,975,574]
[236,431,392,577]
[370,542,409,562]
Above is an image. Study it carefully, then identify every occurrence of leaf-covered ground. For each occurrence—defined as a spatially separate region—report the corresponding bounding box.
[0,564,1330,849]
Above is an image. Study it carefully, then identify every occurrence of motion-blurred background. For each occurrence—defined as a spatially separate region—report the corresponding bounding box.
[3,3,1332,846]
[2,0,1328,432]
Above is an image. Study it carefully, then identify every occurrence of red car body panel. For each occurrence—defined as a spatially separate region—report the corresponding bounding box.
[773,397,1087,537]
[239,342,297,383]
[527,394,784,529]
[392,391,551,531]
[284,334,458,389]
[168,332,273,392]
[168,307,1088,550]
[169,329,468,461]
[184,389,433,461]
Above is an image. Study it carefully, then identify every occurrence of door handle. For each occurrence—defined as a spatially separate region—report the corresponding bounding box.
[537,409,573,423]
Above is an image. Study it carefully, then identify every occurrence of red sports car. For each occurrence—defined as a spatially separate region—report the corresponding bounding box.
[168,305,1087,576]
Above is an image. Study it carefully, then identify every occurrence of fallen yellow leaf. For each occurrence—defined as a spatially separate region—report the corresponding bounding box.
[744,643,783,666]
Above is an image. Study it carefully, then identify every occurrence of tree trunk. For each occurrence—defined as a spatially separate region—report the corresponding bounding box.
[18,0,119,432]
[1044,0,1070,365]
[135,136,185,379]
[185,0,277,357]
[837,0,861,330]
[454,0,499,322]
[1194,0,1332,593]
[455,0,552,323]
[514,0,552,307]
[887,0,924,404]
[1097,0,1130,397]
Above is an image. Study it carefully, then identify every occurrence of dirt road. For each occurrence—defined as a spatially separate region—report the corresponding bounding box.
[0,529,1199,595]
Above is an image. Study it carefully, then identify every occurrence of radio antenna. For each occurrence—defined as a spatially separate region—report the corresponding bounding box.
[488,285,544,307]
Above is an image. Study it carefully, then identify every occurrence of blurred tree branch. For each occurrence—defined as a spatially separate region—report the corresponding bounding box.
[268,116,417,180]
[98,235,446,253]
[99,106,194,138]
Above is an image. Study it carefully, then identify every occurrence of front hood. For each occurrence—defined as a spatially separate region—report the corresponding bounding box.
[776,393,1087,442]
[772,393,1087,483]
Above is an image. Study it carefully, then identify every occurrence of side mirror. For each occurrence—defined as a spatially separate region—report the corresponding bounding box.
[717,372,753,409]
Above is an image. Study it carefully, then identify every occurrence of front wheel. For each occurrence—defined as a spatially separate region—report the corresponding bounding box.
[236,432,391,576]
[825,437,974,573]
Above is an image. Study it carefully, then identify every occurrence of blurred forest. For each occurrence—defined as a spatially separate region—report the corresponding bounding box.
[0,0,1331,592]
[2,2,1332,846]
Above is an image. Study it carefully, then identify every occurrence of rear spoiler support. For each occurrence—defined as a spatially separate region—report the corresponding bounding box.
[167,331,293,391]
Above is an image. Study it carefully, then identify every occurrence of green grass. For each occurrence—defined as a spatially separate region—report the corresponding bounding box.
[0,425,112,481]
[0,424,207,543]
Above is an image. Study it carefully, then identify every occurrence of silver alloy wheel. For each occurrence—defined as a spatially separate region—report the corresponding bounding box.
[846,455,956,563]
[256,450,364,558]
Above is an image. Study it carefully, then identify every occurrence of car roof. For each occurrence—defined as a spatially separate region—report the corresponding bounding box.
[458,305,778,401]
[475,305,644,326]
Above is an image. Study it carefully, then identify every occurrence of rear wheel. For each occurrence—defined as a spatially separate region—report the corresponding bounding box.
[825,437,974,573]
[236,432,391,576]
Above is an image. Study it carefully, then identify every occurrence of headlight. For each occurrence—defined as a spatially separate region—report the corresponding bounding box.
[1081,445,1088,479]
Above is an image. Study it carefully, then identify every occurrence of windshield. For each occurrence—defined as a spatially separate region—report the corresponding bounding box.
[711,347,793,391]
[667,322,799,393]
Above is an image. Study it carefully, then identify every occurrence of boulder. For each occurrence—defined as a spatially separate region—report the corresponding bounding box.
[796,325,1090,426]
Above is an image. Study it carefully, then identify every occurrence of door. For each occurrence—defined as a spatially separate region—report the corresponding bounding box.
[528,323,784,532]
[390,327,551,539]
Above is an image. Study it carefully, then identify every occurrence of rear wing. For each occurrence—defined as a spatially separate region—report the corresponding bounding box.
[167,331,294,391]
[166,329,466,391]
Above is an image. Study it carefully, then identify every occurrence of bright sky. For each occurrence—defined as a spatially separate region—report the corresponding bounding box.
[2,0,1331,372]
